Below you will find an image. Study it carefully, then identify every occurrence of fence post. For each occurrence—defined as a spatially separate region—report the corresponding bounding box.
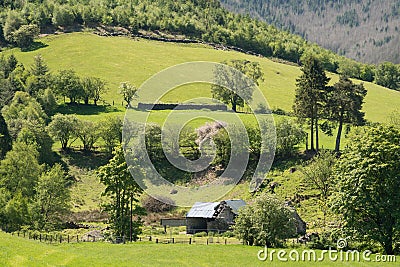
[172,238,174,244]
[68,235,70,243]
[39,234,42,242]
[156,238,158,244]
[207,239,208,245]
[189,238,191,245]
[93,236,95,242]
[60,235,62,243]
[50,235,52,243]
[17,232,19,237]
[77,235,79,243]
[225,239,227,245]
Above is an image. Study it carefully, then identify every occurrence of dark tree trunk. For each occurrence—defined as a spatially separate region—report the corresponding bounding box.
[305,133,309,151]
[315,104,319,152]
[335,111,344,153]
[315,116,319,152]
[382,237,394,255]
[310,117,314,151]
[84,97,89,105]
[232,100,237,112]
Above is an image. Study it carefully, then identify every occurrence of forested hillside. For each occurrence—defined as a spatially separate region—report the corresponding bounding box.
[220,0,400,64]
[1,0,400,89]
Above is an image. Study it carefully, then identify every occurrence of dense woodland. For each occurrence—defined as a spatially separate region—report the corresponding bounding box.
[220,0,400,64]
[0,0,399,90]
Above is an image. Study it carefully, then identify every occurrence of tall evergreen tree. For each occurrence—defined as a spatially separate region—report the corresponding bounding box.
[293,55,330,152]
[330,77,367,152]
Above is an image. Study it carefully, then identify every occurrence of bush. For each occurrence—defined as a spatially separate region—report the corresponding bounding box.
[234,193,297,247]
[11,24,39,48]
[141,195,175,213]
[194,231,207,237]
[222,231,235,238]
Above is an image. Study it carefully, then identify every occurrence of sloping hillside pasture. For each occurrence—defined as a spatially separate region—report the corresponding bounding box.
[4,32,399,151]
[4,32,400,123]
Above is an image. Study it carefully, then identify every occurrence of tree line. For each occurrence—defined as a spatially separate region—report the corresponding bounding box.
[0,0,399,91]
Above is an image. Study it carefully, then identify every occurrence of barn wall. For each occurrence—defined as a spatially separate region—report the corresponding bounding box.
[186,218,207,234]
[216,206,235,224]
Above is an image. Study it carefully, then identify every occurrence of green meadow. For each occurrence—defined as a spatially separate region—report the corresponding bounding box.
[3,32,399,124]
[0,232,397,267]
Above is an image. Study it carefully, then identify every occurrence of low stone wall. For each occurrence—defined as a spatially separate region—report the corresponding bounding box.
[138,103,227,111]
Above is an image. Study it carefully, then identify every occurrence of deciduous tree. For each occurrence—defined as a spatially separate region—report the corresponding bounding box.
[234,193,296,247]
[97,145,145,241]
[331,126,400,255]
[53,69,83,104]
[47,113,79,150]
[212,59,263,112]
[301,151,335,228]
[82,76,107,105]
[76,119,99,151]
[99,116,122,153]
[32,164,70,230]
[119,82,137,108]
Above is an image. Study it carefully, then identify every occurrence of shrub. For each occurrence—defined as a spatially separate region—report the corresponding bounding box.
[194,231,207,237]
[222,231,235,238]
[141,195,175,213]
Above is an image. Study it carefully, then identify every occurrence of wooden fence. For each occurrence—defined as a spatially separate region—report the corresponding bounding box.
[10,231,100,244]
[9,231,242,245]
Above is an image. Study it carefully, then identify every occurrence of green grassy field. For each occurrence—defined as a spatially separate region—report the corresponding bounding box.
[2,32,399,123]
[0,232,397,267]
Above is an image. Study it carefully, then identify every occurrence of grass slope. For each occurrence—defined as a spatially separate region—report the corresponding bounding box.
[3,32,399,123]
[0,232,397,266]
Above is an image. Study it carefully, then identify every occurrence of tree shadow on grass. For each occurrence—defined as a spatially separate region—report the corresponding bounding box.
[55,103,123,116]
[59,149,111,171]
[21,41,48,52]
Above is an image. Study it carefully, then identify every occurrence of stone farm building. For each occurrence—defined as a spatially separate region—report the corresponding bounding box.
[186,200,246,234]
[185,199,307,235]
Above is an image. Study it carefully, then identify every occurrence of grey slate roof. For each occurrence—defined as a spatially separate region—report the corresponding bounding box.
[186,202,220,218]
[186,200,246,218]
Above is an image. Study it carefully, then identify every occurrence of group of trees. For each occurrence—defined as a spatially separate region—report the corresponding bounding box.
[0,54,108,110]
[294,55,367,153]
[54,70,108,105]
[48,113,123,153]
[0,142,70,232]
[235,123,400,255]
[0,54,114,154]
[143,116,304,184]
[0,0,399,89]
